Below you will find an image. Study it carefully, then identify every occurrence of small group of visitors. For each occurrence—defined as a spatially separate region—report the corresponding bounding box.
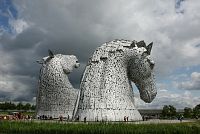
[0,112,32,120]
[124,116,129,122]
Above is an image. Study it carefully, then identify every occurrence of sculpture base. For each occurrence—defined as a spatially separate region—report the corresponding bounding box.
[37,111,74,119]
[76,109,142,121]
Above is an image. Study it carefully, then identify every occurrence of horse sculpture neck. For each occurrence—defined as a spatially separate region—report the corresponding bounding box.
[40,61,73,89]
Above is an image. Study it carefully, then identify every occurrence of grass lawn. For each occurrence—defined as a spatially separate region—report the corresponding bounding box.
[0,120,199,134]
[0,111,8,115]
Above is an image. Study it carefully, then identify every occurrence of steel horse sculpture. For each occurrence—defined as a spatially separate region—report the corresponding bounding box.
[36,50,80,119]
[36,39,157,121]
[76,39,157,121]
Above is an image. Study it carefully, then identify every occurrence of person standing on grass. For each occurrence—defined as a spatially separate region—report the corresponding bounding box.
[180,115,183,122]
[124,116,126,122]
[67,115,69,121]
[59,115,63,122]
[84,117,87,123]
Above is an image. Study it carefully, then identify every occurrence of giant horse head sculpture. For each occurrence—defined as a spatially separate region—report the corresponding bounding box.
[36,50,80,119]
[75,39,157,121]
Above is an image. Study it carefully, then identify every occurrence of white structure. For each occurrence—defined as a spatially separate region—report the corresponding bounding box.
[76,39,157,121]
[36,50,80,119]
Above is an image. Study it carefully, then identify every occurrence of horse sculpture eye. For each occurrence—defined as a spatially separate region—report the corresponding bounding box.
[141,51,148,57]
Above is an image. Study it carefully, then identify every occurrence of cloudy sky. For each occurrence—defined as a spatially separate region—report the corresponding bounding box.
[0,0,200,109]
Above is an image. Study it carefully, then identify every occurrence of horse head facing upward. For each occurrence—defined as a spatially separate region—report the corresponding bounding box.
[36,50,80,119]
[37,50,80,74]
[76,39,157,121]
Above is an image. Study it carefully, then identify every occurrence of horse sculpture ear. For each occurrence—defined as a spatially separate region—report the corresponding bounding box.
[146,42,153,55]
[36,59,44,64]
[130,41,136,48]
[48,49,54,58]
[136,40,146,48]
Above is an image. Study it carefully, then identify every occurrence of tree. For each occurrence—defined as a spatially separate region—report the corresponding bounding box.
[9,102,16,110]
[161,105,176,119]
[0,102,35,111]
[23,103,31,110]
[184,107,192,118]
[193,104,200,119]
[16,102,23,110]
[169,105,176,117]
[31,105,36,110]
[162,105,170,118]
[0,102,16,110]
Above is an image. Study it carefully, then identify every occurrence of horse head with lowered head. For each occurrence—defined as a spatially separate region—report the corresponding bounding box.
[128,41,156,103]
[75,39,157,121]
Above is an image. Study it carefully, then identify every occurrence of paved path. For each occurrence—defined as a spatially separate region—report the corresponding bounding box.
[133,119,194,124]
[22,119,196,124]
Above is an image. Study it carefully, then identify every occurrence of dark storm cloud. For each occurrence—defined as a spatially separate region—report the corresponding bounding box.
[0,0,200,107]
[1,28,44,51]
[0,0,121,98]
[33,34,102,62]
[68,63,86,88]
[0,91,10,101]
[0,73,37,101]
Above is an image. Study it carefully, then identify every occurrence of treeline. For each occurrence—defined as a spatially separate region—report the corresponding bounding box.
[0,102,36,111]
[161,104,200,119]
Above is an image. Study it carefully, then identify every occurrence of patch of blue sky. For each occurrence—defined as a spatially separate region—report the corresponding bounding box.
[175,0,184,9]
[175,0,185,14]
[153,64,200,93]
[166,65,200,96]
[155,75,173,90]
[172,64,200,77]
[0,0,17,18]
[0,0,18,33]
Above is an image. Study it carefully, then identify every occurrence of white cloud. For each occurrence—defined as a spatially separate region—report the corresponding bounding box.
[135,83,200,109]
[12,0,200,77]
[9,19,29,34]
[176,72,200,90]
[0,0,199,105]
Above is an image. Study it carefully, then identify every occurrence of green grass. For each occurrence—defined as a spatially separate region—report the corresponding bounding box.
[0,111,8,115]
[22,112,35,116]
[0,121,199,134]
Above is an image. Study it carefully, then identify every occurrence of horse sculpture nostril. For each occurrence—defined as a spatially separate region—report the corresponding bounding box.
[75,63,80,68]
[150,63,154,69]
[147,59,155,69]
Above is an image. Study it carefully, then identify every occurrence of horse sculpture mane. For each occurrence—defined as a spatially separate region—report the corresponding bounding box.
[36,50,80,119]
[75,39,157,121]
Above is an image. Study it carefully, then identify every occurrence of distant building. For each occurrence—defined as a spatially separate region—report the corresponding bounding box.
[139,109,184,119]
